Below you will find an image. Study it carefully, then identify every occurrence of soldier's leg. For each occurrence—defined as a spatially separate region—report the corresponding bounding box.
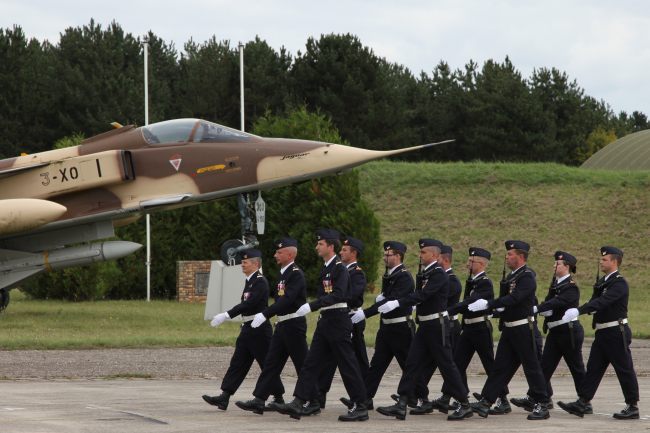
[328,311,367,403]
[579,333,610,402]
[253,327,290,400]
[560,325,586,395]
[221,331,256,394]
[608,326,639,404]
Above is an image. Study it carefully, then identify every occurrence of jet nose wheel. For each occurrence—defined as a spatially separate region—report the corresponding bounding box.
[221,239,245,265]
[0,288,10,313]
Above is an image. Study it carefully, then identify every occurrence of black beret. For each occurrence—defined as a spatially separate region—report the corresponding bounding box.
[554,250,577,266]
[316,228,340,241]
[469,247,491,260]
[342,236,364,254]
[440,244,453,255]
[275,237,298,249]
[505,240,530,252]
[241,248,262,259]
[384,240,407,254]
[419,238,443,249]
[601,246,623,257]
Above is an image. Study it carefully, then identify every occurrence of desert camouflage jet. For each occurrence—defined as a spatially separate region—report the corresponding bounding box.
[0,118,450,310]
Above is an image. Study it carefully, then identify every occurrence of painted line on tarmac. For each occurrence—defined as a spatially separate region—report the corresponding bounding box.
[2,408,25,411]
[86,404,169,425]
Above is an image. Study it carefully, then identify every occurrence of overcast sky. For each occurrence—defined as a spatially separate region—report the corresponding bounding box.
[3,0,650,116]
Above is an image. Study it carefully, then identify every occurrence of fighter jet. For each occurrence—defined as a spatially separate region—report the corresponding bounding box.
[0,118,450,310]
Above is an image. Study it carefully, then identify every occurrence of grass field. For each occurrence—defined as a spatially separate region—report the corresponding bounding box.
[1,161,649,349]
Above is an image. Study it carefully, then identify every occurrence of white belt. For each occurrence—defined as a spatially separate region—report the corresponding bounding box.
[595,318,628,330]
[547,317,578,329]
[418,311,448,321]
[504,317,534,328]
[382,316,408,325]
[464,315,492,325]
[276,313,299,323]
[241,314,255,322]
[450,315,459,321]
[321,302,348,311]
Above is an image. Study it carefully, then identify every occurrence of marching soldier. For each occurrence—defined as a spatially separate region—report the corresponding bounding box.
[344,240,417,409]
[202,249,283,410]
[318,236,370,408]
[375,238,473,421]
[558,246,640,420]
[468,240,550,420]
[276,229,369,422]
[511,251,587,413]
[235,238,308,415]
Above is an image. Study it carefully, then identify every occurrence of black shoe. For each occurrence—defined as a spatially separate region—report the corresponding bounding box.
[447,402,474,420]
[489,397,512,414]
[376,397,407,420]
[410,399,434,415]
[390,393,419,408]
[557,399,587,418]
[547,398,554,409]
[202,392,230,410]
[318,392,326,409]
[302,400,321,416]
[340,397,373,410]
[510,395,535,412]
[472,392,483,401]
[339,402,369,421]
[235,397,265,415]
[264,396,285,412]
[430,394,452,414]
[583,402,593,415]
[613,404,639,420]
[276,398,307,420]
[527,403,550,420]
[470,399,491,418]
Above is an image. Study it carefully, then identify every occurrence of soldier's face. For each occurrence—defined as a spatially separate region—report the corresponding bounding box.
[505,249,523,270]
[340,245,354,263]
[467,258,482,273]
[241,258,257,276]
[419,248,435,265]
[315,240,333,259]
[554,260,569,277]
[274,248,291,266]
[383,250,400,267]
[600,254,617,274]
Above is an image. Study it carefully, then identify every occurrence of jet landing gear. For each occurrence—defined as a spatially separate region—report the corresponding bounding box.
[220,192,265,265]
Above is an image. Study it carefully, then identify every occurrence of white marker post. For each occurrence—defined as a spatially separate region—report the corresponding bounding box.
[143,35,151,302]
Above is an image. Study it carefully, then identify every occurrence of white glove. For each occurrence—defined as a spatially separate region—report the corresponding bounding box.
[210,312,230,327]
[468,299,488,312]
[251,312,267,328]
[378,300,399,314]
[562,308,579,322]
[496,307,505,312]
[533,305,538,314]
[375,293,385,303]
[540,309,553,317]
[296,303,311,317]
[351,310,366,324]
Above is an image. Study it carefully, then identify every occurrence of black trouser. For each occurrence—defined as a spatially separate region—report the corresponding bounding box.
[579,325,639,404]
[294,309,367,403]
[440,321,509,398]
[253,317,308,400]
[397,319,468,402]
[318,319,369,395]
[481,324,548,404]
[365,319,420,399]
[540,322,585,396]
[221,322,283,396]
[415,318,463,399]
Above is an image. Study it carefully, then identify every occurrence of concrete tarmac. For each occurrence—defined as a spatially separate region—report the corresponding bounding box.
[3,375,649,433]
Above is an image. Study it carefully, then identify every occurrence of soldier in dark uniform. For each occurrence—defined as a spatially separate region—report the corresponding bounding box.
[511,251,587,413]
[558,246,640,420]
[344,241,416,410]
[468,240,550,420]
[375,238,473,421]
[420,247,510,415]
[318,236,369,408]
[235,238,308,415]
[276,229,369,422]
[202,249,283,410]
[408,244,463,414]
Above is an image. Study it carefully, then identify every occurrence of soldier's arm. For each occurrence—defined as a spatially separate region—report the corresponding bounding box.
[579,278,627,315]
[364,271,414,317]
[309,264,349,311]
[347,269,367,309]
[488,273,535,309]
[449,278,493,315]
[227,277,269,318]
[263,270,306,318]
[538,283,580,313]
[400,271,446,308]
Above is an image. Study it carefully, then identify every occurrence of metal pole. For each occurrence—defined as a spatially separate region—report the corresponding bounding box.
[239,41,244,132]
[144,36,151,302]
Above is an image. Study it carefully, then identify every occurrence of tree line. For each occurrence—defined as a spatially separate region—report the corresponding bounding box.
[2,20,648,164]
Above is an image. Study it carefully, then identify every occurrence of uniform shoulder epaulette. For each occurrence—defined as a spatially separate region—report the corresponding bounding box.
[292,266,300,272]
[335,260,342,265]
[355,266,362,271]
[616,274,624,279]
[569,279,576,284]
[400,268,409,273]
[477,275,489,280]
[256,274,264,278]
